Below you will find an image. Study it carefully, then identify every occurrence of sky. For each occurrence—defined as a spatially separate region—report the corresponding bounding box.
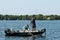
[0,0,60,15]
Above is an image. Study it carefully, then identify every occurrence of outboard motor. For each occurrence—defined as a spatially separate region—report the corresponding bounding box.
[4,28,11,34]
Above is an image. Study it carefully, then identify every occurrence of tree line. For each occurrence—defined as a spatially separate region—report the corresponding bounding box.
[0,14,60,20]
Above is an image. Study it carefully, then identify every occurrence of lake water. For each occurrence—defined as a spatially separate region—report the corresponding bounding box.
[0,20,60,40]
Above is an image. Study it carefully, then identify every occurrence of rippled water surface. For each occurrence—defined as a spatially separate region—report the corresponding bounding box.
[0,20,60,40]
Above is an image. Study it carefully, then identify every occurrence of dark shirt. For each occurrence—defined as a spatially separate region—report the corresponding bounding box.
[31,18,36,28]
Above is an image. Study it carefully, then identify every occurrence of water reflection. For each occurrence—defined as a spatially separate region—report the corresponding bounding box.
[5,35,46,40]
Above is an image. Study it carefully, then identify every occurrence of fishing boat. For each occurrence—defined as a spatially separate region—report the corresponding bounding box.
[4,17,46,36]
[4,28,46,36]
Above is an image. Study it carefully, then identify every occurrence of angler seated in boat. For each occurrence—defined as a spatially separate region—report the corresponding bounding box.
[23,25,29,32]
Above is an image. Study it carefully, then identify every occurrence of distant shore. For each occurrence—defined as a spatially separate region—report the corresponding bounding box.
[0,14,60,20]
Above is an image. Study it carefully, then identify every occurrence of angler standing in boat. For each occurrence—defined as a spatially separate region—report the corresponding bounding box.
[31,16,36,31]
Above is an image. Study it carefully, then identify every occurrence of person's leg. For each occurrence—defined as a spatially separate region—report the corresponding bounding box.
[32,27,36,32]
